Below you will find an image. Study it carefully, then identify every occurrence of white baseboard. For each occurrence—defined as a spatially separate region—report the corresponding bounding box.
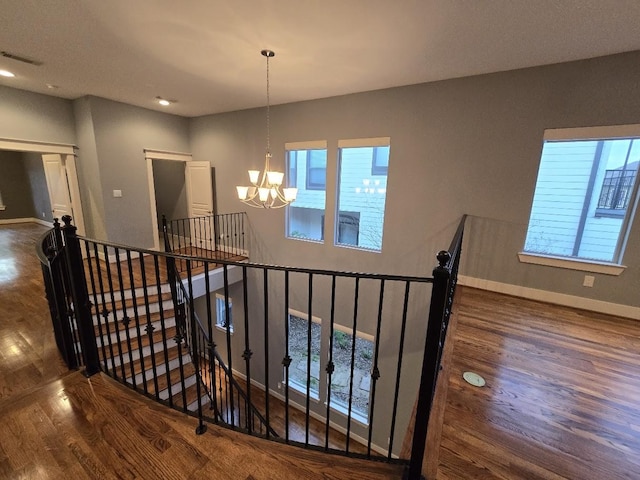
[458,275,640,320]
[0,217,52,226]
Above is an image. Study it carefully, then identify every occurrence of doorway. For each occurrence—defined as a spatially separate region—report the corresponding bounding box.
[145,149,215,251]
[0,138,85,235]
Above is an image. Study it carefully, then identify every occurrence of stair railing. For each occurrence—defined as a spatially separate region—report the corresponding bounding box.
[38,213,466,476]
[169,254,278,437]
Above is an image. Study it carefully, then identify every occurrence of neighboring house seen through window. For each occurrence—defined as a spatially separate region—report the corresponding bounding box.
[285,141,327,242]
[336,138,390,251]
[524,128,640,264]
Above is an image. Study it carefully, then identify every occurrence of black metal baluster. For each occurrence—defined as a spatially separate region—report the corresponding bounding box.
[126,250,147,392]
[115,248,137,388]
[103,245,126,380]
[366,279,385,458]
[138,252,159,397]
[92,242,115,375]
[204,261,216,414]
[153,254,173,406]
[283,270,291,443]
[305,273,313,446]
[242,265,253,435]
[324,275,337,451]
[345,277,360,453]
[263,267,271,439]
[84,241,108,372]
[388,281,411,460]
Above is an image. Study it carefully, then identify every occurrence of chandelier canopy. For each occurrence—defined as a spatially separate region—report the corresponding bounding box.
[236,50,297,209]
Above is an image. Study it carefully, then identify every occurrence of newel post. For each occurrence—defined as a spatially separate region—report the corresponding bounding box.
[60,215,100,376]
[405,250,451,480]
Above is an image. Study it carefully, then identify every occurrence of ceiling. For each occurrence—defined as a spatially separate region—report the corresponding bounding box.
[1,0,640,118]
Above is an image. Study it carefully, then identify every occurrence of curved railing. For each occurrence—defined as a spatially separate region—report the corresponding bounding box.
[37,214,466,479]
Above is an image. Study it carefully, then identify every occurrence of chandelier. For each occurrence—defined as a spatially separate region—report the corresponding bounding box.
[236,50,297,208]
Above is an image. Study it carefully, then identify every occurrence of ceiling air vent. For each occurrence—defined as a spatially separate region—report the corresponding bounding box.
[1,51,43,66]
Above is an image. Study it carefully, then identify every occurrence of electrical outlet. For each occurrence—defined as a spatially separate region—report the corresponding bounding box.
[583,275,595,287]
[113,189,122,198]
[277,382,282,390]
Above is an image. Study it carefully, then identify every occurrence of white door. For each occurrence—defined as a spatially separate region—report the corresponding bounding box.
[185,161,214,251]
[42,154,86,236]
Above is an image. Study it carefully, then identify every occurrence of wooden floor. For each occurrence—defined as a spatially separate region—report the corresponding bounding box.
[2,222,640,479]
[439,286,640,479]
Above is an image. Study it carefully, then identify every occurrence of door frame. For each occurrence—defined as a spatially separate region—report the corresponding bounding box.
[0,137,85,235]
[145,148,193,251]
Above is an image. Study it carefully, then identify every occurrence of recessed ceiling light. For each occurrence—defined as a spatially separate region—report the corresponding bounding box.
[46,84,59,89]
[156,96,172,106]
[0,70,15,78]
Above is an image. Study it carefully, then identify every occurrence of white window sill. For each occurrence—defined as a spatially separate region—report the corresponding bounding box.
[215,325,233,335]
[325,400,369,427]
[518,252,626,276]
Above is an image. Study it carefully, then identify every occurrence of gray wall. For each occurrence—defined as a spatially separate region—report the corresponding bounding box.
[152,159,187,226]
[81,96,191,247]
[0,85,76,144]
[23,152,52,222]
[0,150,36,220]
[191,51,640,308]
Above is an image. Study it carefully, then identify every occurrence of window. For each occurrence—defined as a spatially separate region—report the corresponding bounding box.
[328,327,374,423]
[524,127,640,265]
[596,167,637,216]
[336,138,390,251]
[306,150,327,190]
[286,310,321,400]
[285,141,327,242]
[371,146,390,175]
[215,294,233,332]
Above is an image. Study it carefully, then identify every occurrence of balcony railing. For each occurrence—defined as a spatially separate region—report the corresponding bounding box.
[37,213,466,479]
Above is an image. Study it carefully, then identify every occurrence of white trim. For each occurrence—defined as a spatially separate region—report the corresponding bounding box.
[543,124,640,141]
[64,154,86,236]
[232,371,393,458]
[284,140,327,151]
[0,137,76,154]
[338,137,391,148]
[518,252,626,276]
[0,206,5,211]
[143,149,192,162]
[458,275,640,320]
[144,149,193,251]
[0,217,51,226]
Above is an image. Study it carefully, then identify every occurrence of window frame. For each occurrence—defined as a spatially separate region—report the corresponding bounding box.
[285,140,328,243]
[325,324,374,426]
[305,150,327,191]
[285,308,322,401]
[519,125,640,275]
[215,293,233,333]
[336,137,391,252]
[371,146,389,176]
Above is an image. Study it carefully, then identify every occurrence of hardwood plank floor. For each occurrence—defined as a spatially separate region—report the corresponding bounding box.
[0,223,69,402]
[438,286,640,479]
